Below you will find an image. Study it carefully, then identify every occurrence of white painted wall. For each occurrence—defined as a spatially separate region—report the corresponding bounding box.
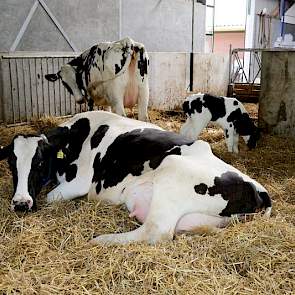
[148,52,229,110]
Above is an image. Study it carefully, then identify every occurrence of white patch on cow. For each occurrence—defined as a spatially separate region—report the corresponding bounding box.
[11,136,39,210]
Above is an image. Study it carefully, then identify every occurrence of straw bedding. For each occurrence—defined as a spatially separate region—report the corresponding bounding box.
[0,106,294,294]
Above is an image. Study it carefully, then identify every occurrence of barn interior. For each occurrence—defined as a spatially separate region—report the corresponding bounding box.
[1,0,295,294]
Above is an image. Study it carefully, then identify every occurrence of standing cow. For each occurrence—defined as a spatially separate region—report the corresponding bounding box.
[180,93,260,153]
[0,111,271,245]
[45,37,149,121]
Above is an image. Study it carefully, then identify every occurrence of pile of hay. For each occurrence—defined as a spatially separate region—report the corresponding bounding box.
[0,107,294,294]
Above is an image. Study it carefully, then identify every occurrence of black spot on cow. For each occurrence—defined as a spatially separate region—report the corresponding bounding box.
[227,109,251,135]
[183,97,203,116]
[202,94,226,121]
[229,123,233,127]
[138,48,148,79]
[65,164,78,182]
[62,81,74,96]
[133,46,140,53]
[102,49,107,71]
[194,183,208,195]
[47,118,90,181]
[92,152,102,194]
[97,48,102,55]
[233,100,238,106]
[225,129,229,138]
[208,171,264,216]
[259,191,272,208]
[91,125,109,149]
[92,128,194,193]
[115,44,130,74]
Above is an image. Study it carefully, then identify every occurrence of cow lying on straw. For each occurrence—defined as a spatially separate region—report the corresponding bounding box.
[0,111,271,245]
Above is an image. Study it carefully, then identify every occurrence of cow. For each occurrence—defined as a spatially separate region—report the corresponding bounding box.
[180,93,260,153]
[45,37,149,121]
[0,111,271,245]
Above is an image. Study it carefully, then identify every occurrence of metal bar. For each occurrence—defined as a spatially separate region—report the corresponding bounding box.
[235,52,248,83]
[9,0,39,52]
[280,0,286,37]
[190,0,195,91]
[38,0,78,52]
[1,52,80,59]
[228,44,232,83]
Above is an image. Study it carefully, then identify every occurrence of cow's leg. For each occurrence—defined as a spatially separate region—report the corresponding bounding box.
[90,209,178,245]
[47,180,90,203]
[225,127,235,152]
[90,172,192,245]
[137,79,149,122]
[232,133,240,153]
[180,116,208,141]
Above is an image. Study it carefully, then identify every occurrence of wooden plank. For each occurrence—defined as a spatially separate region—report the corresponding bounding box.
[63,57,72,115]
[22,58,32,121]
[35,58,44,117]
[16,59,26,122]
[65,57,76,115]
[41,57,50,116]
[1,58,13,123]
[29,58,38,118]
[47,57,56,116]
[53,58,61,116]
[10,59,20,123]
[58,58,66,116]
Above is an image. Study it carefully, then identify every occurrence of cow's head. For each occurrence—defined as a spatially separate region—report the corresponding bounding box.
[0,128,69,212]
[246,127,261,150]
[45,64,86,104]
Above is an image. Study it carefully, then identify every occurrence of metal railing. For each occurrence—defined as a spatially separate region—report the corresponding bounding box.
[229,47,263,85]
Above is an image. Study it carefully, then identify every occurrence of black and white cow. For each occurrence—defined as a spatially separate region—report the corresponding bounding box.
[180,93,260,153]
[0,111,271,244]
[45,37,149,121]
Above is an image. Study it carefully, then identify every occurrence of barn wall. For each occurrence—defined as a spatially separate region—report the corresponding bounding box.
[121,0,206,52]
[0,0,205,53]
[259,50,295,137]
[0,0,120,52]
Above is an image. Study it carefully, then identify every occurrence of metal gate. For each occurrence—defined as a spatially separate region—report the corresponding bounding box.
[0,52,84,124]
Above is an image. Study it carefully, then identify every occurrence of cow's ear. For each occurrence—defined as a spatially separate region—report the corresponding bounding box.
[45,73,60,82]
[0,144,12,161]
[45,127,70,149]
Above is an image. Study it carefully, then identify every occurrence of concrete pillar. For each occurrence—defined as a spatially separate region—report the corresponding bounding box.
[259,50,295,137]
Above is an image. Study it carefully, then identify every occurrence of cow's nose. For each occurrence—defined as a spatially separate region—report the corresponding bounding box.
[11,199,33,212]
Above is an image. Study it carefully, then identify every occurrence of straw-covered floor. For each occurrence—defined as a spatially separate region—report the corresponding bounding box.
[0,105,294,294]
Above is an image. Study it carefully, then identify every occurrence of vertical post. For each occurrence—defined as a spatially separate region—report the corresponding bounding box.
[189,0,195,92]
[228,44,232,83]
[280,0,286,37]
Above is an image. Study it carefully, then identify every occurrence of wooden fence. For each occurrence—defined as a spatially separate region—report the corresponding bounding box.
[0,52,83,124]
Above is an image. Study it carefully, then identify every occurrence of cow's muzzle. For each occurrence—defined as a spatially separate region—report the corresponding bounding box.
[11,195,33,212]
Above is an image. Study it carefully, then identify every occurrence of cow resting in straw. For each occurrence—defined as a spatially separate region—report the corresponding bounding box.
[180,93,260,153]
[0,111,271,245]
[45,37,149,121]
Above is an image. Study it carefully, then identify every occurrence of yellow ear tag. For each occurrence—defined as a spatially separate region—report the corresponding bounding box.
[57,150,64,159]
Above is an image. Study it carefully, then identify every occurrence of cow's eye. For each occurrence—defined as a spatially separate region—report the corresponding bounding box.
[38,161,44,167]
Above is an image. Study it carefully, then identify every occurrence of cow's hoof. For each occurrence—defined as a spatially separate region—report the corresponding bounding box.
[89,235,114,246]
[46,192,63,203]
